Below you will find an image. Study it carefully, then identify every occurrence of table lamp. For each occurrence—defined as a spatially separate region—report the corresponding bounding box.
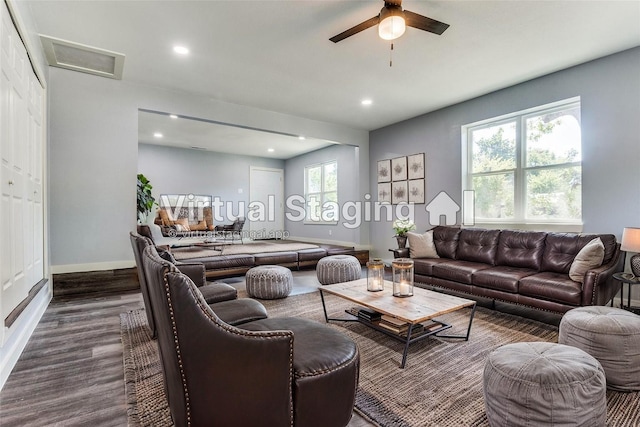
[621,227,640,278]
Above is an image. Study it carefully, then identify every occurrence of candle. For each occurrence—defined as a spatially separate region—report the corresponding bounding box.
[400,281,410,295]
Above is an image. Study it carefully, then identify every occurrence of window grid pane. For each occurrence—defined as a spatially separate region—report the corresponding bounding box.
[464,99,581,224]
[304,161,337,222]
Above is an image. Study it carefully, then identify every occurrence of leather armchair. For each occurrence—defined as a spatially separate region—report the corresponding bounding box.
[130,232,267,338]
[141,245,359,427]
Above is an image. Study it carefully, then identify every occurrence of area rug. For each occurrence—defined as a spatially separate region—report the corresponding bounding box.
[121,292,640,426]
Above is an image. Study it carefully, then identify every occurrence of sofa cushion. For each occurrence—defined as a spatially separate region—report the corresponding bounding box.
[473,266,537,293]
[541,233,612,274]
[197,254,255,270]
[519,272,583,305]
[456,229,500,265]
[297,248,328,262]
[432,260,492,285]
[254,251,298,265]
[174,217,191,232]
[432,226,461,259]
[413,258,451,276]
[407,230,439,258]
[496,230,546,270]
[158,208,175,226]
[569,238,605,282]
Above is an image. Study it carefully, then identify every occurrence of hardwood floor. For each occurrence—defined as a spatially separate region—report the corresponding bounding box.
[0,270,373,426]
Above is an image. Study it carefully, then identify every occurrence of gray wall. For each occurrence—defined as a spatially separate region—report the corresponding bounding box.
[48,67,368,272]
[284,144,362,245]
[138,143,284,221]
[369,47,640,258]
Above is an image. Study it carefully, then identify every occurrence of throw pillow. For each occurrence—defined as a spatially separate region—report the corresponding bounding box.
[569,237,605,282]
[174,218,191,232]
[158,208,175,226]
[407,230,440,258]
[190,220,207,231]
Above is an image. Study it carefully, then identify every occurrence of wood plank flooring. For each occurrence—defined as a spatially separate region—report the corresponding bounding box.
[0,271,373,426]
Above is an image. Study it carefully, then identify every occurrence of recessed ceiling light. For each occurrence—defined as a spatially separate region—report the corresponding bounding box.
[153,132,163,138]
[169,114,178,119]
[268,148,275,152]
[173,45,189,55]
[298,136,306,140]
[361,99,373,106]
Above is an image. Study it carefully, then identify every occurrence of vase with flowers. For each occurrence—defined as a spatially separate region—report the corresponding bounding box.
[392,219,416,249]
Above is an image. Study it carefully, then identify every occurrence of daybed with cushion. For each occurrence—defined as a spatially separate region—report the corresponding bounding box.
[394,226,623,314]
[137,224,355,279]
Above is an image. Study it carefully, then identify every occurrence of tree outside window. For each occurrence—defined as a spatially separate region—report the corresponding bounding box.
[464,99,582,224]
[305,161,338,222]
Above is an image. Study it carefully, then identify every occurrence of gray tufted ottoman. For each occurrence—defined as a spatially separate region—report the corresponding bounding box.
[559,306,640,391]
[483,342,606,426]
[316,255,362,285]
[245,265,293,299]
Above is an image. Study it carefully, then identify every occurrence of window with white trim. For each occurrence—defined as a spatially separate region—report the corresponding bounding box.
[305,160,338,222]
[462,98,582,225]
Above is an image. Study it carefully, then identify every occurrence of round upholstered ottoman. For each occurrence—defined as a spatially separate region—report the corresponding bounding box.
[483,342,606,426]
[245,265,293,299]
[559,306,640,391]
[316,255,362,285]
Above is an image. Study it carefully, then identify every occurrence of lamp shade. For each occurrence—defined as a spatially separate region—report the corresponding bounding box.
[621,227,640,252]
[378,6,406,40]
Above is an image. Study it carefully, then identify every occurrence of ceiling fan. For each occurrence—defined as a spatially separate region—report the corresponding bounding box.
[329,0,449,43]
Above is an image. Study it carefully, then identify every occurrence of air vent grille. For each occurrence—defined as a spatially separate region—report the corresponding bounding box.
[40,35,124,79]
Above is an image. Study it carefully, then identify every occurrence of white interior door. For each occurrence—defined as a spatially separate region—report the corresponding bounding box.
[0,1,44,331]
[249,167,284,240]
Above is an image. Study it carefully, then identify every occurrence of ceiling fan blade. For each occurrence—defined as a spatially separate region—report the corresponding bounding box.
[403,10,450,35]
[330,16,379,43]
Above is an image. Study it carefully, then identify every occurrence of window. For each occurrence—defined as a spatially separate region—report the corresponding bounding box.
[305,161,338,222]
[463,99,582,225]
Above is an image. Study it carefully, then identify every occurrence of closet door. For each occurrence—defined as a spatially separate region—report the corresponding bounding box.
[0,1,43,326]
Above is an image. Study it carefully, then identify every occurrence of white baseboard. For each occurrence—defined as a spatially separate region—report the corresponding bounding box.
[0,281,52,390]
[51,260,135,275]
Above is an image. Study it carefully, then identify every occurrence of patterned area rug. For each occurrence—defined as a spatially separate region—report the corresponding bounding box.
[121,292,640,426]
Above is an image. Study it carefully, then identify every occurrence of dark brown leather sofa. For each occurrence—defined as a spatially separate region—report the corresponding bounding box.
[141,244,360,427]
[394,226,623,314]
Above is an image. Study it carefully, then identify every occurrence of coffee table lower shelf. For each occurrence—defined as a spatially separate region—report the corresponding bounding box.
[319,290,476,368]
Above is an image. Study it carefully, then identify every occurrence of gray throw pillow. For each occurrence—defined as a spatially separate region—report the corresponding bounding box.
[407,230,439,258]
[569,237,605,282]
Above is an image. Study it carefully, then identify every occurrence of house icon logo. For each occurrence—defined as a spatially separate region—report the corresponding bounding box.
[425,191,460,226]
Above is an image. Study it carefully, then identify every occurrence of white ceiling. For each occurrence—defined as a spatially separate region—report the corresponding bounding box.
[138,110,338,159]
[27,0,640,156]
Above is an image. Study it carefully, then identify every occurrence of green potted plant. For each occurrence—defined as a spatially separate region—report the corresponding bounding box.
[137,173,156,223]
[392,219,416,249]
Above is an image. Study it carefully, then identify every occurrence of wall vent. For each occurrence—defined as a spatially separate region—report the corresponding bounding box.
[40,35,124,80]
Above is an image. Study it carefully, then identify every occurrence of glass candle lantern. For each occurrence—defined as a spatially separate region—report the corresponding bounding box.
[392,258,414,297]
[366,258,385,292]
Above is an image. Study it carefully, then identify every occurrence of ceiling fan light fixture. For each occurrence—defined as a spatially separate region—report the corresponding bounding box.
[378,6,406,40]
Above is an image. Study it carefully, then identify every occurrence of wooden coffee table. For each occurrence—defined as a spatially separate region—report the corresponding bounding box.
[319,278,477,368]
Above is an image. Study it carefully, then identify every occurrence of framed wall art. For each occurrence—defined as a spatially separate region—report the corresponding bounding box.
[377,159,391,183]
[377,182,391,204]
[391,181,408,204]
[408,179,425,204]
[376,152,426,204]
[407,153,425,180]
[391,156,407,181]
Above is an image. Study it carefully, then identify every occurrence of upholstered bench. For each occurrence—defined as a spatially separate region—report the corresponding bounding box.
[316,254,361,285]
[559,306,640,391]
[483,342,607,426]
[245,265,293,299]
